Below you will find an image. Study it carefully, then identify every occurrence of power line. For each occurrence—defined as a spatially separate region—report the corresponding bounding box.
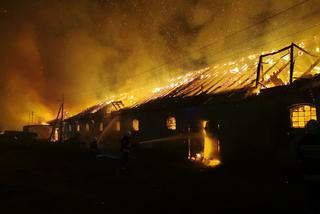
[125,0,313,78]
[68,0,318,98]
[75,6,320,99]
[193,0,313,52]
[199,15,320,66]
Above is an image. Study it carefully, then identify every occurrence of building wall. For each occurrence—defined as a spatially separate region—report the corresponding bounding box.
[114,84,320,163]
[59,82,320,163]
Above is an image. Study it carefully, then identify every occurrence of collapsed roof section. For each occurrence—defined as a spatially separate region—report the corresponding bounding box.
[134,43,320,107]
[256,43,320,88]
[62,42,320,120]
[64,100,125,122]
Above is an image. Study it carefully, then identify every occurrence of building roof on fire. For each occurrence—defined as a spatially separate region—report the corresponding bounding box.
[64,43,320,120]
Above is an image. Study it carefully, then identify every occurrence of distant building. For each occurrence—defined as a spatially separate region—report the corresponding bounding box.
[23,124,51,140]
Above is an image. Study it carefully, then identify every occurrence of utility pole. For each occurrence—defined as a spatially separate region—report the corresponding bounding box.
[256,55,263,88]
[48,95,65,143]
[187,127,191,160]
[59,95,64,143]
[289,43,295,84]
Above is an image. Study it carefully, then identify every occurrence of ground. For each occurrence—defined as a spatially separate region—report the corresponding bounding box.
[0,142,306,214]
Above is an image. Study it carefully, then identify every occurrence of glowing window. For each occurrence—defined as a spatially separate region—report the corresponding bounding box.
[99,122,104,132]
[85,123,90,132]
[68,125,72,132]
[76,124,80,132]
[290,104,317,128]
[54,128,59,141]
[106,106,112,114]
[132,119,139,131]
[166,117,176,130]
[116,121,120,131]
[201,120,209,129]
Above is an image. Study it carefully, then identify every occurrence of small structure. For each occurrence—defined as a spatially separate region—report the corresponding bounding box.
[23,124,52,140]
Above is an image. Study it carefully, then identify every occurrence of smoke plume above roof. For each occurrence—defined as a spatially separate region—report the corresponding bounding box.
[0,0,319,130]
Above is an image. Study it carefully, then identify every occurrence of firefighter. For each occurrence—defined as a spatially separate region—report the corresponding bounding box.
[90,137,98,156]
[120,131,133,171]
[298,119,320,213]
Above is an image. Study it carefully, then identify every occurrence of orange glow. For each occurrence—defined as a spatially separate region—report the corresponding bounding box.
[132,119,139,131]
[12,33,320,130]
[290,104,317,128]
[189,120,221,167]
[166,117,176,130]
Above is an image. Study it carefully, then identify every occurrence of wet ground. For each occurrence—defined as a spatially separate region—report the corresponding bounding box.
[0,142,305,214]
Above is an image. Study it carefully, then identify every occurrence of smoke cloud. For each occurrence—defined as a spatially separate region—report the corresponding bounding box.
[0,0,319,130]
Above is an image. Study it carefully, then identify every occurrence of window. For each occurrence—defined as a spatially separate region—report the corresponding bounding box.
[290,104,317,128]
[106,106,112,114]
[54,128,59,141]
[85,123,90,132]
[166,117,176,130]
[99,122,104,132]
[116,121,120,131]
[132,119,139,131]
[201,120,209,129]
[76,124,80,132]
[68,125,72,132]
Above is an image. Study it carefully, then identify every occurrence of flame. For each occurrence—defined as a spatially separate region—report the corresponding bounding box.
[283,55,290,61]
[230,67,240,74]
[248,55,256,60]
[188,121,221,167]
[59,33,320,124]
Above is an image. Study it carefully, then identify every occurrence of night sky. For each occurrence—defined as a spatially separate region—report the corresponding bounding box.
[0,0,319,130]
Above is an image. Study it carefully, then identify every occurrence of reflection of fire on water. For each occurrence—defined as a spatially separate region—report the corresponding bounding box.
[189,121,221,167]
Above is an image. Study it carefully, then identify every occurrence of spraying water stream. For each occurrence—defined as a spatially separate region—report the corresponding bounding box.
[98,120,221,167]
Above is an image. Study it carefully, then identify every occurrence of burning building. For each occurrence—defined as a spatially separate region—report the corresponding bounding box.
[62,101,124,142]
[43,41,320,166]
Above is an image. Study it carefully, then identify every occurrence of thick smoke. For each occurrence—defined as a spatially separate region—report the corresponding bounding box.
[0,0,319,130]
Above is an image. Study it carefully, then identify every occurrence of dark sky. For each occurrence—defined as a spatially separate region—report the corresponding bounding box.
[0,0,319,130]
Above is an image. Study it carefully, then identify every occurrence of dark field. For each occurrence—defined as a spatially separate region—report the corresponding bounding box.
[0,142,305,214]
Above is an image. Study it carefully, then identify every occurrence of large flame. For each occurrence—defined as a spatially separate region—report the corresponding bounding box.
[1,0,320,130]
[97,35,320,110]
